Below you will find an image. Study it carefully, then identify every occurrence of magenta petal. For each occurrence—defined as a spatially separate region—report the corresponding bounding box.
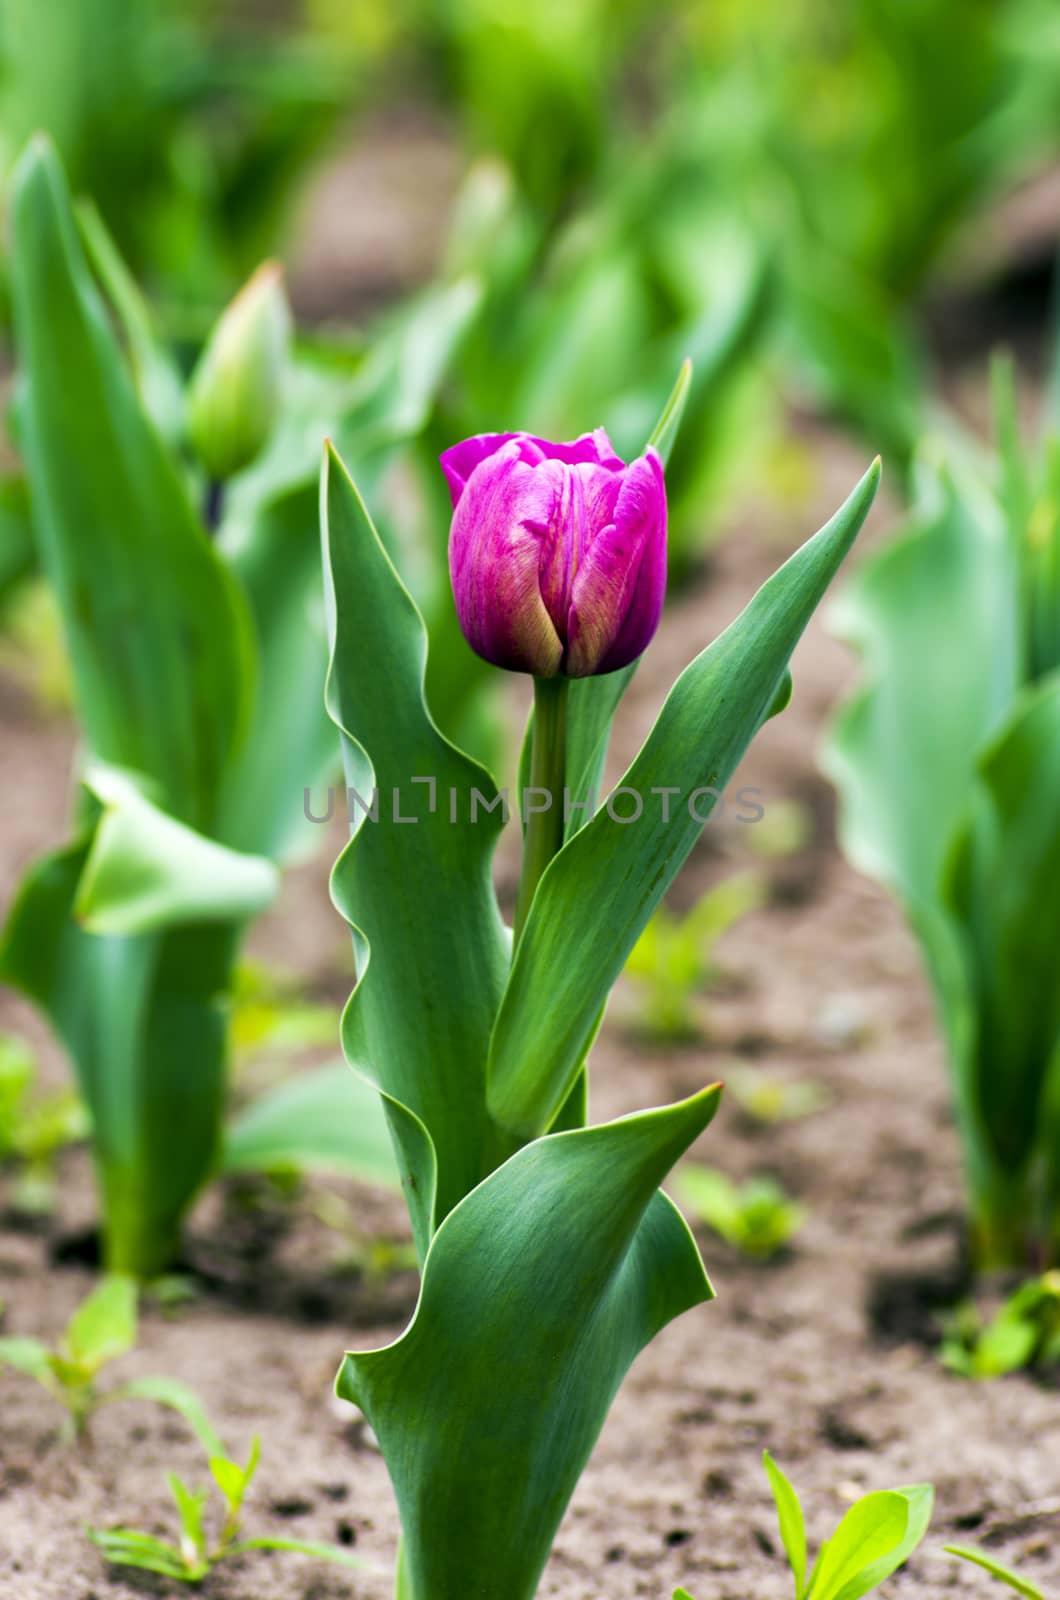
[565,450,666,676]
[440,434,518,509]
[522,427,624,471]
[448,443,564,676]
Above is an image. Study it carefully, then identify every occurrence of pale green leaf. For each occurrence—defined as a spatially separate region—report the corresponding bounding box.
[223,1062,399,1187]
[764,1452,808,1600]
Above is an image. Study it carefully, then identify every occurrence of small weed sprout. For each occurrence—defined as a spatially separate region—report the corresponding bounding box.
[624,873,764,1041]
[88,1424,374,1583]
[677,1165,806,1260]
[945,1545,1046,1598]
[0,1032,86,1214]
[0,1277,219,1444]
[677,1452,934,1599]
[941,1272,1060,1379]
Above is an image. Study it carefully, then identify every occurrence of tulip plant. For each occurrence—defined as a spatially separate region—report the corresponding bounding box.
[321,357,879,1598]
[0,138,480,1275]
[825,360,1060,1271]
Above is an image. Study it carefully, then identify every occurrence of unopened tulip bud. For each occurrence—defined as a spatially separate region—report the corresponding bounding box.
[187,261,291,483]
[441,429,667,679]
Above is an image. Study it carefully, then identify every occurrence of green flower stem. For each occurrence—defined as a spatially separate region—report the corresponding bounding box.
[513,675,569,948]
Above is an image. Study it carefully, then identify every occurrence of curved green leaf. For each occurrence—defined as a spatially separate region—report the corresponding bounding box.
[809,1494,908,1600]
[223,1061,398,1186]
[488,460,881,1137]
[828,1484,934,1600]
[823,465,1019,910]
[323,444,512,1257]
[75,766,278,936]
[338,1087,720,1600]
[9,135,254,831]
[944,1545,1045,1600]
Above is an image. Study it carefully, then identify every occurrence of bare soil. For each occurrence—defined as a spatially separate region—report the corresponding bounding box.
[2,411,1058,1600]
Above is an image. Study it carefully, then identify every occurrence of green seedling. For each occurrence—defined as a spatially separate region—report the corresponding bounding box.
[941,1272,1060,1379]
[725,1065,831,1127]
[0,1277,217,1443]
[228,962,340,1064]
[677,1452,934,1599]
[678,1164,806,1260]
[311,1189,419,1283]
[945,1545,1046,1599]
[624,873,764,1041]
[0,1032,87,1214]
[88,1429,373,1584]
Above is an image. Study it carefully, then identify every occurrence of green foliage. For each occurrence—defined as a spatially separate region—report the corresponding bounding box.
[88,1424,370,1583]
[624,873,764,1042]
[322,377,877,1600]
[762,1453,933,1600]
[824,386,1060,1269]
[0,0,355,306]
[0,139,463,1275]
[945,1545,1046,1599]
[1,1276,130,1434]
[0,1032,87,1213]
[941,1271,1060,1378]
[677,1165,806,1260]
[725,1066,830,1127]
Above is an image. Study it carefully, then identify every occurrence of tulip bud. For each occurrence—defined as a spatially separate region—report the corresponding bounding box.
[187,261,291,483]
[442,429,667,678]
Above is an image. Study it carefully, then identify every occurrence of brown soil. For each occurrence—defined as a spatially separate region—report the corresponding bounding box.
[2,416,1058,1600]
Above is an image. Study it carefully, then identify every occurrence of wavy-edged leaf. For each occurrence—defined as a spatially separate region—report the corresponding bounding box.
[488,461,880,1137]
[338,1087,720,1600]
[9,136,254,830]
[323,443,512,1257]
[222,1061,398,1186]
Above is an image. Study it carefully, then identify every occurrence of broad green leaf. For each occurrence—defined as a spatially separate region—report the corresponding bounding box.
[223,1061,398,1186]
[0,1336,54,1385]
[944,1545,1045,1599]
[0,832,235,1276]
[942,674,1060,1216]
[763,1452,807,1600]
[489,460,881,1137]
[830,1484,934,1600]
[64,1275,137,1373]
[823,465,1019,911]
[9,136,254,831]
[323,443,512,1256]
[74,766,278,936]
[808,1492,908,1600]
[215,479,337,861]
[107,1376,227,1459]
[338,1087,720,1600]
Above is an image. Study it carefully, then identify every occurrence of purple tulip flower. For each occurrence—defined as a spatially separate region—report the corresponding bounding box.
[441,428,667,678]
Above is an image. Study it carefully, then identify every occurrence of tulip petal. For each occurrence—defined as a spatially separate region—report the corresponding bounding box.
[566,451,666,677]
[523,428,624,471]
[531,461,623,638]
[448,444,563,676]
